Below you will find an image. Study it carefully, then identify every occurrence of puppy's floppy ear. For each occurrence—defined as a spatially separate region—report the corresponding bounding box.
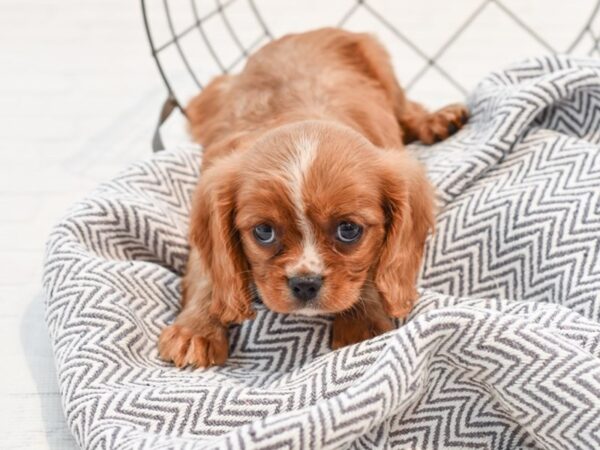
[373,151,435,317]
[188,155,254,324]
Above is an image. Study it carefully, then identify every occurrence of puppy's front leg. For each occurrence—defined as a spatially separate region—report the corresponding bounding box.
[331,285,395,349]
[159,250,229,368]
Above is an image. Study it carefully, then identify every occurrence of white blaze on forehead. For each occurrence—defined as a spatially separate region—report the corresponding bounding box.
[283,133,325,276]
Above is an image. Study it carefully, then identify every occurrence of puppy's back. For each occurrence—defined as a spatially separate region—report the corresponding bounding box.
[187,28,403,165]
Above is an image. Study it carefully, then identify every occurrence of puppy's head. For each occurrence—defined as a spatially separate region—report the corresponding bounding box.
[191,121,434,321]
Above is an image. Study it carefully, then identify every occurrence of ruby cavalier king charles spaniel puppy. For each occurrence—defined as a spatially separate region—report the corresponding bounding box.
[159,28,468,368]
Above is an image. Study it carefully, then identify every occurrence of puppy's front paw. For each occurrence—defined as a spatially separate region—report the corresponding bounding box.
[331,313,394,350]
[159,323,228,368]
[418,103,469,144]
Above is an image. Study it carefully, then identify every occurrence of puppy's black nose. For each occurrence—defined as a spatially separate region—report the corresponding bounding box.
[288,276,322,302]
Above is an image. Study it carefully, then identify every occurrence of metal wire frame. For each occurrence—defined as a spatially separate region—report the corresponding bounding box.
[142,0,271,112]
[141,0,600,151]
[142,0,272,149]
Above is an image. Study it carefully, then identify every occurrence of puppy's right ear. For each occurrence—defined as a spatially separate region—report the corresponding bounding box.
[188,155,254,324]
[373,150,435,318]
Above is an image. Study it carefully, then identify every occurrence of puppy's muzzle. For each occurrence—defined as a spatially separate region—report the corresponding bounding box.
[288,275,322,302]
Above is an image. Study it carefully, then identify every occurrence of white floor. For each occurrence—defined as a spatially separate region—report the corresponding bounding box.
[1,1,597,448]
[0,1,166,447]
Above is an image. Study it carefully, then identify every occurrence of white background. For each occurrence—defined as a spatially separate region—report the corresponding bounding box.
[1,0,598,447]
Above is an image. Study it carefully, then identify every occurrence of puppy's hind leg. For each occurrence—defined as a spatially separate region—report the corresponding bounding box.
[332,32,469,145]
[399,100,469,145]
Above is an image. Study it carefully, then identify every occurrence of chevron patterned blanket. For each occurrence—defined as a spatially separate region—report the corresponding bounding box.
[44,55,600,449]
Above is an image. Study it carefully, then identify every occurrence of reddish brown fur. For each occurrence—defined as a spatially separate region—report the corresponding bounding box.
[159,28,468,368]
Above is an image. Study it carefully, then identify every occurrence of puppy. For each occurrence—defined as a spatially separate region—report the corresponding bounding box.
[159,28,468,368]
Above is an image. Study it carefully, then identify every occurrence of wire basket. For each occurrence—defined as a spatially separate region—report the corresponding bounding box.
[141,0,600,150]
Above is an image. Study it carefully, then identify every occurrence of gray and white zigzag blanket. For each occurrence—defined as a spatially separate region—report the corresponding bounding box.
[44,55,600,449]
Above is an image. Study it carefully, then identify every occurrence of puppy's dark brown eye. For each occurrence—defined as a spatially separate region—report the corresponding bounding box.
[336,221,362,243]
[253,224,276,244]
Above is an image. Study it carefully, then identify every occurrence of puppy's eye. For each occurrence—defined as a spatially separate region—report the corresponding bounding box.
[336,221,362,243]
[253,224,276,244]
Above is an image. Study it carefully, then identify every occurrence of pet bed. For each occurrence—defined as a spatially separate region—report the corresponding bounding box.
[44,55,600,449]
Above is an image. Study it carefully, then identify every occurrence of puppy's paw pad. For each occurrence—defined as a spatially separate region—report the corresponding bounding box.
[159,324,228,368]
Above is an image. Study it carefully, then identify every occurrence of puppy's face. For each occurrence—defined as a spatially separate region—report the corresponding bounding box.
[195,120,434,321]
[233,122,391,315]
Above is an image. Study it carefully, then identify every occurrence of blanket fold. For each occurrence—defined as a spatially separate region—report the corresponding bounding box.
[44,55,600,449]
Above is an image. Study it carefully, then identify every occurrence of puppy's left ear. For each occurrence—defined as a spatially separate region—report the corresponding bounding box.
[374,151,435,317]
